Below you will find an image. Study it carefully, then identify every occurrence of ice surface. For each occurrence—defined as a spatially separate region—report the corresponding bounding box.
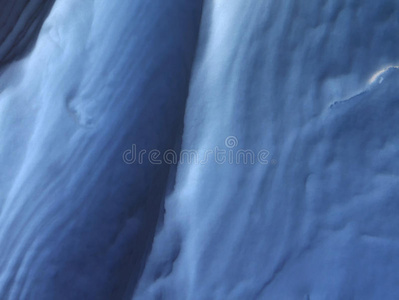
[0,0,399,299]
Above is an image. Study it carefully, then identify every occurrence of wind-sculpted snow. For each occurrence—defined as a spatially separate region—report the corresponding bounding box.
[0,0,202,299]
[1,0,399,299]
[0,0,55,66]
[134,0,399,299]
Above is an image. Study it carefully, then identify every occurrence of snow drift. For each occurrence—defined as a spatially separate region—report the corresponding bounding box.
[0,0,399,299]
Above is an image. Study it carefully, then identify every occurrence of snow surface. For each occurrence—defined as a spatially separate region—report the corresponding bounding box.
[134,0,399,299]
[0,0,399,299]
[0,0,202,299]
[0,0,55,66]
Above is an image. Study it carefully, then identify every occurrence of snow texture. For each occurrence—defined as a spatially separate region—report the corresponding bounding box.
[0,0,399,299]
[0,0,202,299]
[0,0,55,66]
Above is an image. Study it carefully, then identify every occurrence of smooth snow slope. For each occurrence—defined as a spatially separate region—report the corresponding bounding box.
[134,0,399,299]
[0,0,202,299]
